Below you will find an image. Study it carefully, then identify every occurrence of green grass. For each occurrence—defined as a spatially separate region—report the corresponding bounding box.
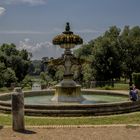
[0,87,12,93]
[1,112,140,126]
[95,83,129,90]
[114,83,129,90]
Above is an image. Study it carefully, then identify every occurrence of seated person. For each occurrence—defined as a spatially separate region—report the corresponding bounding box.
[129,85,138,101]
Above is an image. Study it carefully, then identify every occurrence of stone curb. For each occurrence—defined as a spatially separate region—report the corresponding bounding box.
[3,124,140,129]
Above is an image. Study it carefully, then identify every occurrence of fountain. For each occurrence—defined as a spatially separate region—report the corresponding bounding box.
[0,23,140,116]
[51,22,84,102]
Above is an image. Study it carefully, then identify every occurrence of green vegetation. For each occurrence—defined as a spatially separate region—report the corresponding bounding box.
[132,73,140,89]
[96,83,129,90]
[0,43,31,88]
[0,87,12,93]
[0,112,140,126]
[74,26,140,87]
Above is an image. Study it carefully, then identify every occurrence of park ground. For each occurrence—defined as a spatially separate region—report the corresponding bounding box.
[1,125,140,140]
[0,88,140,139]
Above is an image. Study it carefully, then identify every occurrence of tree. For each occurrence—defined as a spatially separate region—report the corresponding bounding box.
[55,65,64,81]
[82,64,93,87]
[0,63,6,87]
[0,43,18,56]
[3,68,17,87]
[66,25,140,86]
[93,26,122,82]
[120,26,140,85]
[73,43,94,84]
[0,63,17,87]
[0,43,31,85]
[10,56,30,82]
[47,63,57,80]
[74,43,94,61]
[19,49,31,60]
[29,60,42,75]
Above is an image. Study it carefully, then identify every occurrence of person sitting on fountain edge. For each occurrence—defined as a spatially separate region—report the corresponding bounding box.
[129,84,139,101]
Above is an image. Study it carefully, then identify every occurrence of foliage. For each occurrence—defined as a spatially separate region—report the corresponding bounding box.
[21,75,33,88]
[73,43,94,85]
[72,65,83,83]
[40,72,54,88]
[132,73,140,89]
[82,64,93,82]
[55,66,64,81]
[74,43,94,61]
[0,63,6,87]
[120,26,140,85]
[28,60,42,75]
[0,63,17,87]
[47,63,57,80]
[93,26,122,81]
[74,25,140,86]
[0,43,31,87]
[3,68,17,87]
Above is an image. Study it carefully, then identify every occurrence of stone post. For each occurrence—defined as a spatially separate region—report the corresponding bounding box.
[12,87,25,131]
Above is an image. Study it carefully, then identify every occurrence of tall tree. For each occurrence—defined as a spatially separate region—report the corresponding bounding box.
[0,43,31,84]
[120,26,140,85]
[93,26,122,81]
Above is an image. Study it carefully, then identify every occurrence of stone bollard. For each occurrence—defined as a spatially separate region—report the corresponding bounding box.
[12,87,25,131]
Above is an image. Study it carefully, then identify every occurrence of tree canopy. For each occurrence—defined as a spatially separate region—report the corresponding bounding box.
[0,43,31,87]
[74,25,140,85]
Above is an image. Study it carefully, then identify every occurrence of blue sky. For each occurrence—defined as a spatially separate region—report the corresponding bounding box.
[0,0,140,59]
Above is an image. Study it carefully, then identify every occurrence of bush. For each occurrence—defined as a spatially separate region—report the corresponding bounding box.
[0,87,10,93]
[132,73,140,89]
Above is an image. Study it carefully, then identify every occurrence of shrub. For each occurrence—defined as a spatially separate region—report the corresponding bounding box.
[132,73,140,89]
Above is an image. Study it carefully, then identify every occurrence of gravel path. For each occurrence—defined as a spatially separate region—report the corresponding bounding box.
[0,125,140,140]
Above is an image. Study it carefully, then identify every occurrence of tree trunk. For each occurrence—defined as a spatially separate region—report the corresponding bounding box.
[129,74,133,86]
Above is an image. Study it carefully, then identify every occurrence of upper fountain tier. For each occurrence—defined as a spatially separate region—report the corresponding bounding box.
[52,22,83,49]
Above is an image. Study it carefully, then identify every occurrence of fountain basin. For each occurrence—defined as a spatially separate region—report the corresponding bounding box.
[0,89,140,116]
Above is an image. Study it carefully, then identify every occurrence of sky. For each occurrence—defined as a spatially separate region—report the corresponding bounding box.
[0,0,140,60]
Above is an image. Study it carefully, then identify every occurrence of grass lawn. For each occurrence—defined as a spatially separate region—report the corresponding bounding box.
[0,112,140,126]
[96,83,129,90]
[0,83,137,126]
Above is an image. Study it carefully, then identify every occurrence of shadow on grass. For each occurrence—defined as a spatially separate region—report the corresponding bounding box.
[14,129,36,134]
[0,125,3,129]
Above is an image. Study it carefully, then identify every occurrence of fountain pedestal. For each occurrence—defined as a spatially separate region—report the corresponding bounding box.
[52,75,84,102]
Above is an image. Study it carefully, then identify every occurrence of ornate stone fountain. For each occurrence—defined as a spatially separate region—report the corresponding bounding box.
[51,22,85,102]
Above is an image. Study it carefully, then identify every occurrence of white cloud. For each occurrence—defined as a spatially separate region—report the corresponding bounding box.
[18,38,62,59]
[0,7,6,16]
[18,38,52,52]
[0,0,47,6]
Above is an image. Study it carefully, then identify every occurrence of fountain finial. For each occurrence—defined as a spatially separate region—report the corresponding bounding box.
[65,22,70,32]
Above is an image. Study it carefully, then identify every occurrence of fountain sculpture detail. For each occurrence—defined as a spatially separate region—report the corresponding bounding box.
[51,22,85,102]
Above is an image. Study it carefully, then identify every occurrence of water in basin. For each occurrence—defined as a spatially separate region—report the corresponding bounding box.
[23,94,128,105]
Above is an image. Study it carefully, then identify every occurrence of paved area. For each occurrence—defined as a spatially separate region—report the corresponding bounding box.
[0,125,140,140]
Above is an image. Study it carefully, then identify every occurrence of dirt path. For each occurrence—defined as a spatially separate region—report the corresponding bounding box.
[0,125,140,140]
